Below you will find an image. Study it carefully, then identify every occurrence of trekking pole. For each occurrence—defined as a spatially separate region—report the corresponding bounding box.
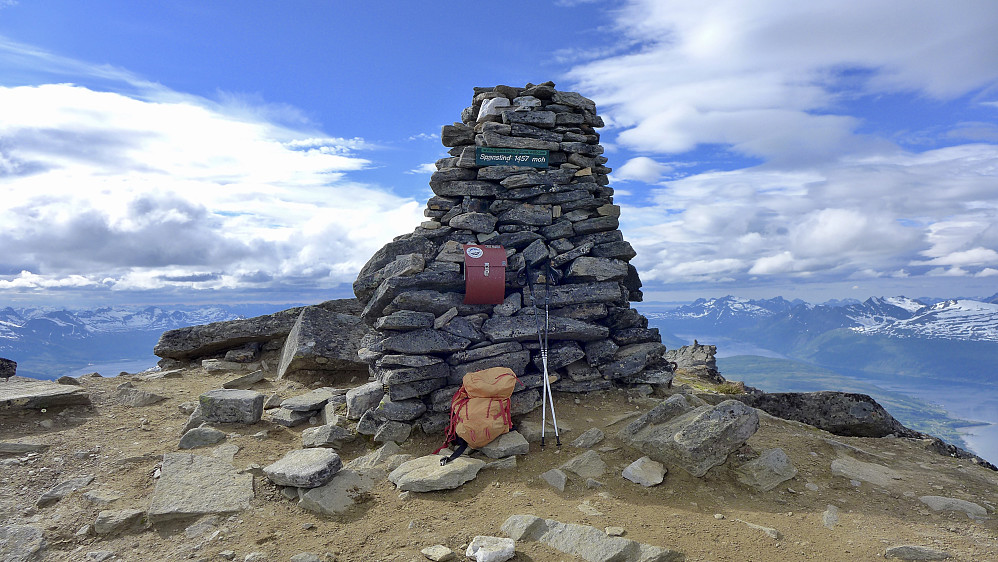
[524,263,557,447]
[541,264,560,446]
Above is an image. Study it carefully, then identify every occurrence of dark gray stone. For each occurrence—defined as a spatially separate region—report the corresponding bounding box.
[155,299,363,361]
[497,204,553,227]
[376,328,470,355]
[565,257,628,282]
[378,361,450,386]
[733,391,918,438]
[302,424,356,449]
[374,311,435,331]
[199,389,264,424]
[449,212,498,233]
[482,315,608,343]
[450,351,532,384]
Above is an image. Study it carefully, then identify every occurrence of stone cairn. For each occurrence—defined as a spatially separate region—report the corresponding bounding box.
[351,82,674,436]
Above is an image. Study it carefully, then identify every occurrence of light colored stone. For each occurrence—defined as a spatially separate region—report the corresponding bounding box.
[831,457,902,488]
[420,544,456,561]
[263,448,342,489]
[885,545,952,560]
[735,448,798,492]
[570,428,605,449]
[479,431,529,458]
[918,495,987,518]
[147,453,253,523]
[501,514,681,562]
[822,505,839,529]
[37,475,94,507]
[388,455,485,492]
[178,427,226,449]
[298,469,381,516]
[622,457,666,487]
[561,449,607,480]
[466,536,515,562]
[540,468,567,492]
[94,509,144,535]
[0,525,45,561]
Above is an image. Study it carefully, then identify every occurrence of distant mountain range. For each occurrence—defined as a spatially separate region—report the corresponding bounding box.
[643,294,998,459]
[0,304,295,379]
[652,294,998,342]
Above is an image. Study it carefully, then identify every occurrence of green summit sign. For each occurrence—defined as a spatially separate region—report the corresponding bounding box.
[475,147,549,168]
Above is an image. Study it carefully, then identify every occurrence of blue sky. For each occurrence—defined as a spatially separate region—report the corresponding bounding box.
[1,0,997,308]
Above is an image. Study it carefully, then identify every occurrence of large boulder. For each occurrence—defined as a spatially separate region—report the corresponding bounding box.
[733,391,917,438]
[277,306,370,380]
[154,298,363,361]
[619,395,759,477]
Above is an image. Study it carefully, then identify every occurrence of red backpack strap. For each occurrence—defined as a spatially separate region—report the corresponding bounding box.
[433,386,468,454]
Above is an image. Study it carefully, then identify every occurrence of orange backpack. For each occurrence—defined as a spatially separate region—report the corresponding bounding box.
[438,367,520,451]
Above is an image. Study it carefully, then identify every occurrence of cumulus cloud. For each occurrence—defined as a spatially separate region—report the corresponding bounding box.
[569,0,998,292]
[614,156,672,183]
[0,82,423,296]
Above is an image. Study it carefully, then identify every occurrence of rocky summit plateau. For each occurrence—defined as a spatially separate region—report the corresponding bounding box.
[2,84,997,562]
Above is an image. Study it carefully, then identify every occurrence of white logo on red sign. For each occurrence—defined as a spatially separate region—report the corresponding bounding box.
[465,247,484,259]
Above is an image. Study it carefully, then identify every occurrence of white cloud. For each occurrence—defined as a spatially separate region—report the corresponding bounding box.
[614,157,672,183]
[0,84,424,295]
[569,1,998,293]
[406,163,438,174]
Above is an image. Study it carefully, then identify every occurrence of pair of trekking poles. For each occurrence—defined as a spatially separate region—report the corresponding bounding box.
[521,262,561,447]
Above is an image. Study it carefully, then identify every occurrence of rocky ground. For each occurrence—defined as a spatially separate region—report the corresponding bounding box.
[2,367,997,562]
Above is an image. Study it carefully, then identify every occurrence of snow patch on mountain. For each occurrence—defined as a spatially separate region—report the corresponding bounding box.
[851,299,998,342]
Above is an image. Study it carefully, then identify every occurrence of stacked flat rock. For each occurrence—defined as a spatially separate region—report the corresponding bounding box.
[353,82,674,435]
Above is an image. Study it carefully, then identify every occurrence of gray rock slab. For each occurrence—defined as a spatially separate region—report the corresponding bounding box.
[298,468,382,516]
[374,420,413,444]
[501,514,682,562]
[0,378,91,410]
[263,448,343,488]
[222,370,266,389]
[885,545,952,560]
[570,428,605,449]
[0,525,44,562]
[94,509,144,535]
[281,387,342,412]
[918,495,988,518]
[301,424,355,449]
[388,455,485,492]
[619,399,759,477]
[37,475,94,507]
[479,431,529,458]
[482,314,608,343]
[830,457,903,488]
[278,306,370,380]
[0,442,49,454]
[115,386,168,407]
[345,442,401,471]
[735,448,798,492]
[178,427,226,450]
[622,457,666,487]
[267,407,314,427]
[541,468,567,492]
[346,381,385,420]
[199,389,264,424]
[147,453,253,523]
[561,450,607,480]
